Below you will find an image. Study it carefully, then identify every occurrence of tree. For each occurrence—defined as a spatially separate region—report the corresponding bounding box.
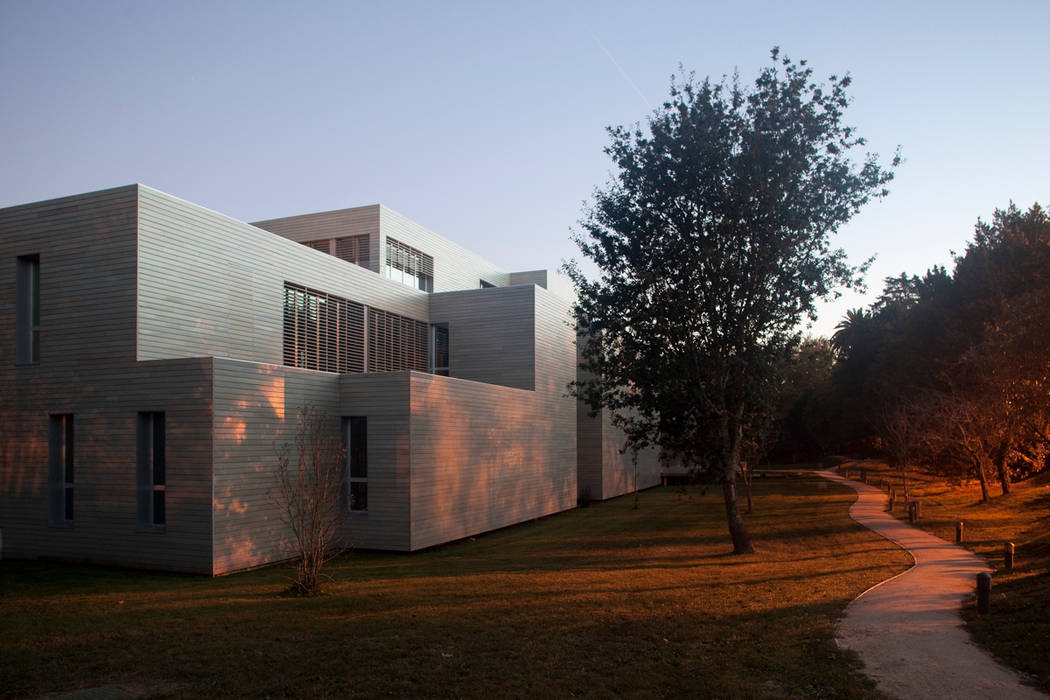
[566,48,898,553]
[272,406,347,595]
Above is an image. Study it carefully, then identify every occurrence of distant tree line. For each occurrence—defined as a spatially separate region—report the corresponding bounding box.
[771,202,1050,501]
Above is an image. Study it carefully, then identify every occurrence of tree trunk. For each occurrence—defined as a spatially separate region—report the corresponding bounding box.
[721,480,754,554]
[974,456,990,504]
[994,443,1012,496]
[717,404,753,554]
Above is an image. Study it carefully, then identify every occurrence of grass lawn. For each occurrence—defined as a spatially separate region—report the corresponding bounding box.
[837,459,1050,693]
[1,477,908,699]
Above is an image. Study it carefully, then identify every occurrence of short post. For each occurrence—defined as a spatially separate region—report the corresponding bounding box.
[887,493,894,511]
[914,500,922,520]
[1004,542,1015,571]
[976,572,991,614]
[908,501,917,523]
[955,521,964,544]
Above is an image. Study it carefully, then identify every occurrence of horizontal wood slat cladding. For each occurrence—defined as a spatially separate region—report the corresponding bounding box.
[0,185,138,369]
[136,187,428,366]
[0,357,214,574]
[407,286,577,550]
[211,358,345,574]
[407,373,576,550]
[428,285,536,390]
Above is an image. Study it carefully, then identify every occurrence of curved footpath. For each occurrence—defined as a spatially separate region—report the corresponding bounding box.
[818,470,1048,700]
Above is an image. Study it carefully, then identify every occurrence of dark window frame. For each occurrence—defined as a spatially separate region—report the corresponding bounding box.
[16,254,40,364]
[342,416,368,512]
[48,413,74,527]
[137,412,166,532]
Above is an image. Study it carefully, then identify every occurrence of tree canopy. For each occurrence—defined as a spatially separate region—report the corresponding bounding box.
[566,49,898,553]
[809,202,1050,501]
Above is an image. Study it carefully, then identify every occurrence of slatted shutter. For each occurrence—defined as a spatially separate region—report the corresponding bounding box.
[335,234,371,268]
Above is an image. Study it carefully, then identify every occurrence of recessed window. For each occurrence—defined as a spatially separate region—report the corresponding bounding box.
[137,412,166,530]
[16,254,40,364]
[48,414,74,526]
[343,416,367,511]
[430,323,449,376]
[384,237,433,293]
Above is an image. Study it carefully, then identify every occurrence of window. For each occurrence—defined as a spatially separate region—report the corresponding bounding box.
[479,279,495,289]
[367,308,428,372]
[384,237,433,293]
[137,412,166,530]
[16,254,40,364]
[430,323,449,376]
[343,416,367,511]
[48,414,73,526]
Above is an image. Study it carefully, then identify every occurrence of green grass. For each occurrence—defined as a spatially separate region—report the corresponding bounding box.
[0,478,908,699]
[838,459,1050,693]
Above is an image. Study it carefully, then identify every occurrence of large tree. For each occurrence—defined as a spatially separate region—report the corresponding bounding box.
[566,49,898,553]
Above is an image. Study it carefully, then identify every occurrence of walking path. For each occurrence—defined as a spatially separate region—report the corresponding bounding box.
[818,470,1048,700]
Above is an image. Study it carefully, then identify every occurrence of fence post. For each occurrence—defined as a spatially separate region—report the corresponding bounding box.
[1004,542,1015,571]
[908,501,917,523]
[976,572,991,614]
[956,521,964,544]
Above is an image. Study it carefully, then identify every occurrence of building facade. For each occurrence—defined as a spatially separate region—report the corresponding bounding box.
[0,185,660,575]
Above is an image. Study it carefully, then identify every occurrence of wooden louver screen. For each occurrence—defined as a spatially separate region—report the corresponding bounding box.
[335,235,371,267]
[368,308,428,373]
[301,234,371,270]
[282,283,365,373]
[283,282,427,375]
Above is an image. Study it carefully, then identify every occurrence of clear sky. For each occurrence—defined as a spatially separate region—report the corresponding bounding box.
[3,0,1048,337]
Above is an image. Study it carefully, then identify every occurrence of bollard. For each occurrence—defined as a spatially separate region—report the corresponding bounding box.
[956,521,964,544]
[1004,542,1015,571]
[976,572,991,614]
[887,494,894,512]
[908,501,917,523]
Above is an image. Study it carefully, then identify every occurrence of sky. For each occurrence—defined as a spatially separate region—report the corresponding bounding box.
[2,0,1048,337]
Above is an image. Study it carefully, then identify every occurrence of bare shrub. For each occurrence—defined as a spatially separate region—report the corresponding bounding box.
[273,406,346,596]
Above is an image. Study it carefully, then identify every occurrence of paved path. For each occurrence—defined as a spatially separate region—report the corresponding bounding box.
[818,470,1048,700]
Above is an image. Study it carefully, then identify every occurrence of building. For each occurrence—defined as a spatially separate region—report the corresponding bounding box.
[0,185,661,575]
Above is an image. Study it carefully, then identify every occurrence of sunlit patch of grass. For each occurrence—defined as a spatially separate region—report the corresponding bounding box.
[838,459,1050,692]
[0,478,908,699]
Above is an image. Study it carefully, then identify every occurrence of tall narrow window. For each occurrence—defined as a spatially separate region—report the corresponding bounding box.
[343,416,368,511]
[137,412,166,530]
[48,414,73,526]
[430,323,450,376]
[16,254,40,364]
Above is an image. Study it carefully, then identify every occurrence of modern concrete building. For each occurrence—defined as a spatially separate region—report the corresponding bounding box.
[0,185,660,575]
